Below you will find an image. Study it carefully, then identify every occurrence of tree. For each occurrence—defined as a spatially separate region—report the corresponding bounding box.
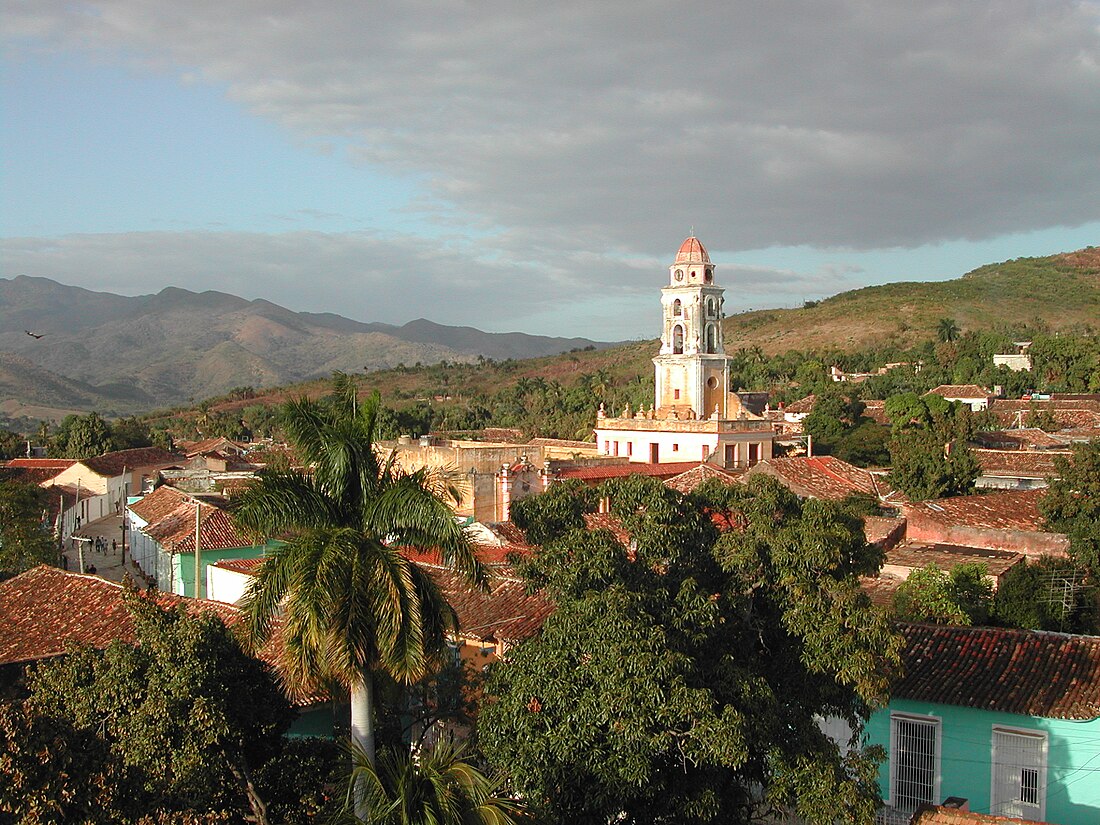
[1039,440,1100,576]
[49,412,113,459]
[0,481,59,579]
[340,740,528,825]
[936,318,960,343]
[885,393,979,501]
[231,374,484,818]
[802,388,865,455]
[892,564,993,626]
[5,589,324,824]
[481,475,900,825]
[109,416,153,451]
[993,556,1096,633]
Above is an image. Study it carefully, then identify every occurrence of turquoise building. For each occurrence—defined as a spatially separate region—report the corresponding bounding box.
[865,623,1100,824]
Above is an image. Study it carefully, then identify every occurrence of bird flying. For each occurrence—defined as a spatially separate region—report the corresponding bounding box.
[24,330,44,339]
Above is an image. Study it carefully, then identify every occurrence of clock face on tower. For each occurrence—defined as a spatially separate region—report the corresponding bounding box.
[674,269,684,282]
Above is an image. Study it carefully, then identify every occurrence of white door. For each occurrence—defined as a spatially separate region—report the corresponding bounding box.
[991,728,1046,821]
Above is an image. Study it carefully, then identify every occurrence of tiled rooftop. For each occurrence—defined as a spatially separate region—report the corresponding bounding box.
[4,458,78,470]
[745,456,902,502]
[554,461,703,482]
[82,447,184,477]
[583,512,633,547]
[859,572,905,606]
[972,448,1069,479]
[911,806,1034,825]
[863,516,906,548]
[908,489,1049,531]
[895,622,1100,720]
[663,462,742,493]
[972,428,1066,450]
[782,394,816,414]
[926,385,992,399]
[129,486,254,553]
[0,565,320,705]
[884,541,1024,578]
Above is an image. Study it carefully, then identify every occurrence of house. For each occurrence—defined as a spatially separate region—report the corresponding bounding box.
[742,455,903,506]
[926,385,995,412]
[972,429,1066,452]
[992,342,1033,373]
[880,542,1024,588]
[987,397,1100,432]
[126,485,265,598]
[902,490,1068,559]
[865,623,1100,823]
[972,449,1071,491]
[0,565,334,735]
[42,447,184,539]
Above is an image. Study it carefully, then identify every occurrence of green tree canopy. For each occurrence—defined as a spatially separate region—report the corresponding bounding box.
[885,393,979,501]
[481,475,900,825]
[0,481,58,579]
[3,589,333,824]
[49,412,113,459]
[892,563,993,626]
[1040,440,1100,575]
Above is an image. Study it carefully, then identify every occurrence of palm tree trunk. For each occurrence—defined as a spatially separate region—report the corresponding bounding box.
[350,671,375,822]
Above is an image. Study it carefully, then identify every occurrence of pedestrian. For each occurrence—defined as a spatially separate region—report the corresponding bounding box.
[112,538,117,553]
[87,564,97,574]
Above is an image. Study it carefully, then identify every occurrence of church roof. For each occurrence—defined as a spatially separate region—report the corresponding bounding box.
[674,236,710,264]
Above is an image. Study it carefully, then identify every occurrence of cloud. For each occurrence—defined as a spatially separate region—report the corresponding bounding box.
[4,0,1099,259]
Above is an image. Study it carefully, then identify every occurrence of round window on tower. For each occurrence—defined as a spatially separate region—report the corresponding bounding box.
[707,377,718,389]
[674,269,684,281]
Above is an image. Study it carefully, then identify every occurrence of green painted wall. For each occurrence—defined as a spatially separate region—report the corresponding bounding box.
[288,703,339,739]
[866,698,1100,824]
[171,544,265,599]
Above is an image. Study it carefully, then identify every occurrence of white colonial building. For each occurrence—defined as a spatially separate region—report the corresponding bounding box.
[594,236,775,468]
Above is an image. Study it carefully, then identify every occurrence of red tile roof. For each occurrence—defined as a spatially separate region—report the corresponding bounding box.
[129,486,254,553]
[859,572,905,606]
[912,806,1034,825]
[884,542,1024,578]
[4,458,78,470]
[972,428,1066,450]
[183,437,246,457]
[745,456,902,502]
[864,515,905,548]
[972,448,1069,479]
[0,566,320,705]
[926,385,992,399]
[0,466,69,486]
[583,512,633,548]
[907,489,1049,531]
[82,447,184,477]
[783,394,816,414]
[555,461,704,482]
[210,557,266,575]
[895,622,1100,720]
[663,463,742,493]
[988,398,1100,430]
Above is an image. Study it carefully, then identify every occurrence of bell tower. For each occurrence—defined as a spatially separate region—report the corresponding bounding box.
[653,235,731,418]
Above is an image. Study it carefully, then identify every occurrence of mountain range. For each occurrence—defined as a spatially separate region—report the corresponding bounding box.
[0,277,607,418]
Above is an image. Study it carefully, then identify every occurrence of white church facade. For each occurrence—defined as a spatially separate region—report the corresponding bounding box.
[594,236,775,468]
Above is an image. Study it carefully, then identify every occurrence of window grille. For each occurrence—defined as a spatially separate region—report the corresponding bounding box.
[991,728,1046,819]
[891,716,938,812]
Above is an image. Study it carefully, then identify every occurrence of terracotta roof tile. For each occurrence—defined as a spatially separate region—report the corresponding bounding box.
[972,428,1067,450]
[926,385,992,399]
[884,541,1024,578]
[745,456,902,502]
[555,460,704,482]
[895,622,1100,720]
[129,487,253,553]
[0,566,321,705]
[912,805,1036,825]
[783,394,816,414]
[860,572,905,606]
[907,489,1049,531]
[4,458,78,470]
[663,463,742,493]
[972,448,1069,479]
[82,447,184,477]
[864,516,905,548]
[0,466,68,485]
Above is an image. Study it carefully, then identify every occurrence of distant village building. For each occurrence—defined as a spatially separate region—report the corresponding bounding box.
[594,236,774,468]
[992,341,1033,372]
[925,385,995,412]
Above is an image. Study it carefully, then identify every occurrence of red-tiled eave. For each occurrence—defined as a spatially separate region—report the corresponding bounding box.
[555,461,703,482]
[0,566,321,705]
[907,489,1050,531]
[896,622,1100,720]
[912,806,1034,825]
[745,456,902,503]
[926,384,992,399]
[4,458,78,470]
[81,447,184,477]
[663,462,742,494]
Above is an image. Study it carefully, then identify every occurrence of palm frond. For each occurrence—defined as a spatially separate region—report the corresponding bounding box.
[231,469,339,537]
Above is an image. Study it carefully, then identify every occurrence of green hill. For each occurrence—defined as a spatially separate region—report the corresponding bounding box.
[189,247,1097,419]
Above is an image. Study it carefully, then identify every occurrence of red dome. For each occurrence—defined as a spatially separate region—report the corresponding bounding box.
[674,236,710,264]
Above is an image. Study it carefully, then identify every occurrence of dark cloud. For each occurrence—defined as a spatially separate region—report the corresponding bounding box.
[9,0,1097,253]
[3,2,1098,336]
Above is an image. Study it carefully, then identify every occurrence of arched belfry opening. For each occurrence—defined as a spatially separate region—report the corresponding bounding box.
[672,325,684,354]
[673,298,682,317]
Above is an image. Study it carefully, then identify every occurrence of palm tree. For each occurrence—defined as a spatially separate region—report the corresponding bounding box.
[232,375,485,795]
[342,740,528,825]
[937,317,961,343]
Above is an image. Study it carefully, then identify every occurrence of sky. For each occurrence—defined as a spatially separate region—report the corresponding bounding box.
[2,1,1099,341]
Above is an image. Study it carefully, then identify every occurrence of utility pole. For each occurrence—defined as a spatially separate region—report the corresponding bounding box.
[194,500,202,600]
